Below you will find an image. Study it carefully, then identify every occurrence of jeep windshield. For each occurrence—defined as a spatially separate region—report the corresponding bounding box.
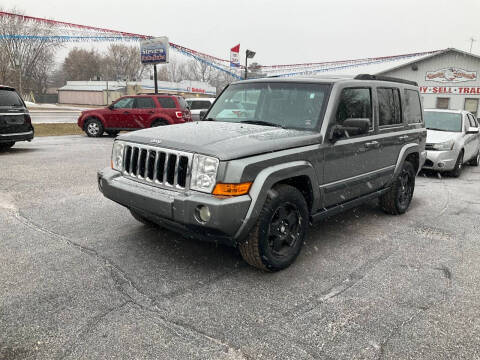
[206,82,330,130]
[424,111,462,132]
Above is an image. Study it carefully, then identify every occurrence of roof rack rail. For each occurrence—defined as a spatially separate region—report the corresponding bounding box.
[354,74,418,86]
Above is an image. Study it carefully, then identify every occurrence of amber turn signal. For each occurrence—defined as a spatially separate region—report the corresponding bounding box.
[212,182,252,196]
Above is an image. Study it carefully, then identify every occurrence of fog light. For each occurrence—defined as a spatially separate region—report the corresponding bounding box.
[438,162,445,168]
[195,205,211,223]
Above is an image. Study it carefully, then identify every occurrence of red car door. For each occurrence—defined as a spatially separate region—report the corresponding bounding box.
[132,97,156,128]
[107,97,135,128]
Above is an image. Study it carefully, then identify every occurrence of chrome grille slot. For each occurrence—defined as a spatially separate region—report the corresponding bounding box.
[122,143,192,191]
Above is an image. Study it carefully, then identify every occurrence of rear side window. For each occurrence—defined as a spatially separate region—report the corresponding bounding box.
[404,89,422,124]
[0,89,23,107]
[135,97,155,109]
[189,100,212,110]
[335,88,372,126]
[157,97,177,108]
[377,88,402,126]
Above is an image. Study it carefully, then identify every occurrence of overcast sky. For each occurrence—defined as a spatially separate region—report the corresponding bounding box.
[3,0,480,66]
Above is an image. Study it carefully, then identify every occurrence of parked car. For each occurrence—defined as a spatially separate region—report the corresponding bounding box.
[0,85,34,151]
[77,94,192,137]
[98,75,426,271]
[185,97,215,121]
[422,109,480,177]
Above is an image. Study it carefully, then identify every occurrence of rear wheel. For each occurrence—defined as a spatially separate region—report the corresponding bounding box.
[239,184,308,271]
[84,118,104,137]
[380,161,415,215]
[151,119,168,127]
[0,141,15,151]
[450,151,464,177]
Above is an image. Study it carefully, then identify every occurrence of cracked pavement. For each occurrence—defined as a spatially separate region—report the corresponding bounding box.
[1,135,480,359]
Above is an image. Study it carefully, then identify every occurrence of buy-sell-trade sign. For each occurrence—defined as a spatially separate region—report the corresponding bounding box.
[140,37,169,64]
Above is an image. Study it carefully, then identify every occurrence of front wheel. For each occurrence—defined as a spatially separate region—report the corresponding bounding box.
[239,184,308,271]
[380,161,415,215]
[84,118,104,137]
[450,151,464,177]
[0,142,15,151]
[469,151,480,166]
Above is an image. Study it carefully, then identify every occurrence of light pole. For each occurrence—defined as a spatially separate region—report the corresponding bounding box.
[14,57,22,98]
[245,49,256,80]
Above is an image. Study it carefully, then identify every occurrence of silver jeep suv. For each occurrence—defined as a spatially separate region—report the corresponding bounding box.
[98,74,426,271]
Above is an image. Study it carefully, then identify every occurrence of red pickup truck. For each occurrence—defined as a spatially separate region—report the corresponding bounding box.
[77,94,192,137]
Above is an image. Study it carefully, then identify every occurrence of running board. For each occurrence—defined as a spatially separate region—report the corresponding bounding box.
[310,188,390,223]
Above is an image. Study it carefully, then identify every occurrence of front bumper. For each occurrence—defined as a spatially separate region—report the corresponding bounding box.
[422,149,459,171]
[0,129,34,143]
[98,168,251,246]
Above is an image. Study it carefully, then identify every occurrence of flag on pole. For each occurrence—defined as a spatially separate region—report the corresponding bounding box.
[230,44,240,67]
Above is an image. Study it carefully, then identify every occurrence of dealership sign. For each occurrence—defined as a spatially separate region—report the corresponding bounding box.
[425,67,476,83]
[420,86,480,95]
[230,44,240,67]
[140,37,169,64]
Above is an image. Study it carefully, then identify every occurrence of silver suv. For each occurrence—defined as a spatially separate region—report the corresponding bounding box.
[423,109,480,177]
[98,75,426,271]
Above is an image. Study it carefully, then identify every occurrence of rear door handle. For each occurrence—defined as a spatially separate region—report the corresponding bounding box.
[364,141,380,149]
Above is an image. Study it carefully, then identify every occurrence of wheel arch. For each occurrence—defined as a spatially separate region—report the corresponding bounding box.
[234,161,319,243]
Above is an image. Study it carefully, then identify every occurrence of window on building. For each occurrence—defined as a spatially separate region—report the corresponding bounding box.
[157,97,177,108]
[464,98,479,117]
[377,87,402,126]
[436,97,450,109]
[404,89,422,123]
[135,97,155,109]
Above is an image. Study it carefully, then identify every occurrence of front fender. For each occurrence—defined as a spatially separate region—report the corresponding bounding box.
[233,160,319,243]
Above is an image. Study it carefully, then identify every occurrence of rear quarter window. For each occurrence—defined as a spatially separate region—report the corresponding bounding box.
[157,97,177,109]
[176,97,188,109]
[404,89,423,124]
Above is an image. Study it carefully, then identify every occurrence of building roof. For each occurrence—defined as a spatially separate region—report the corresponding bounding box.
[58,81,125,92]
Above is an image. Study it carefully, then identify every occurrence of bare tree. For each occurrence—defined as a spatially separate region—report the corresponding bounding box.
[101,44,146,81]
[63,48,102,81]
[0,7,60,96]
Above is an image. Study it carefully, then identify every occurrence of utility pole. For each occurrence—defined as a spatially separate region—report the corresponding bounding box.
[154,64,158,94]
[470,37,476,53]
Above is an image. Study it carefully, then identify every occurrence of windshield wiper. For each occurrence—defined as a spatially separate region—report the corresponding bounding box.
[427,128,451,132]
[240,120,284,128]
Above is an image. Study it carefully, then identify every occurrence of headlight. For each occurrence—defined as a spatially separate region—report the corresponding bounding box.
[111,141,125,171]
[190,154,219,193]
[432,140,454,151]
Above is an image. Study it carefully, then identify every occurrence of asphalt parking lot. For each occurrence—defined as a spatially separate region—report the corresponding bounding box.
[1,135,480,360]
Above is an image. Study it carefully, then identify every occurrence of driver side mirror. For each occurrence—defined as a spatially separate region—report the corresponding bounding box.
[329,118,371,142]
[108,104,115,110]
[467,127,479,134]
[199,110,208,120]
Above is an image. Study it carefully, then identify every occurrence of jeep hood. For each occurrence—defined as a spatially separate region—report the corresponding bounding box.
[118,121,320,160]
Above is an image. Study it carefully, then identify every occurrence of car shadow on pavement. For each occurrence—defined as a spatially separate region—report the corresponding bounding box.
[0,147,39,155]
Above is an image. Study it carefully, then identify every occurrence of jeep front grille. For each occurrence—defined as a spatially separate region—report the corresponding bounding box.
[122,144,192,190]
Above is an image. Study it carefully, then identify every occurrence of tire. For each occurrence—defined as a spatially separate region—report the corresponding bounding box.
[0,142,15,151]
[84,118,104,137]
[469,150,480,166]
[106,130,120,137]
[130,209,157,227]
[450,151,464,177]
[380,161,416,215]
[238,184,309,272]
[151,119,168,127]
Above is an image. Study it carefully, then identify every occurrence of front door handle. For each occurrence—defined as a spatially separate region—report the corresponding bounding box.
[398,135,409,141]
[364,141,380,149]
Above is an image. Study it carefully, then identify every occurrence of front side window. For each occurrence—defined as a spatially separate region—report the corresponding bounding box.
[135,97,155,109]
[335,88,372,127]
[158,97,177,109]
[113,97,134,109]
[404,89,422,124]
[206,82,330,130]
[424,111,462,132]
[377,88,402,126]
[189,100,212,110]
[0,89,23,107]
